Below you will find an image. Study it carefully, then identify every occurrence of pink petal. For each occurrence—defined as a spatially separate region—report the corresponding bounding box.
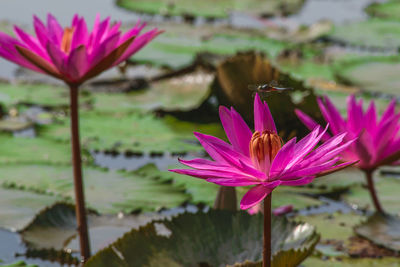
[13,26,48,59]
[46,42,67,73]
[46,13,63,44]
[240,185,272,210]
[71,17,89,50]
[33,15,49,47]
[279,176,314,186]
[114,28,162,66]
[273,205,293,216]
[219,106,252,156]
[295,109,331,142]
[254,93,277,133]
[269,137,297,176]
[66,45,88,81]
[89,32,120,65]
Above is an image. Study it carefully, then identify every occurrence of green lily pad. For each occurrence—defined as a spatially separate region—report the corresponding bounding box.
[335,56,400,95]
[295,212,366,242]
[0,261,38,267]
[343,176,400,215]
[92,70,212,113]
[366,0,400,21]
[303,256,400,267]
[355,213,400,252]
[131,24,288,69]
[138,164,220,206]
[21,203,170,254]
[0,82,91,109]
[117,0,304,19]
[0,135,72,164]
[0,187,63,231]
[41,111,225,153]
[328,19,400,49]
[85,210,319,267]
[0,119,32,132]
[0,164,189,214]
[309,168,365,193]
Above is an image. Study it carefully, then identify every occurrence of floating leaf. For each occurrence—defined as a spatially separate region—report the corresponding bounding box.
[303,256,400,267]
[335,56,400,96]
[0,187,63,231]
[309,168,365,193]
[0,261,38,267]
[0,135,72,164]
[366,0,400,21]
[85,210,319,267]
[0,82,91,109]
[130,23,288,69]
[355,213,400,252]
[21,203,172,254]
[327,19,400,49]
[295,212,366,242]
[41,111,225,153]
[343,176,400,215]
[0,164,189,214]
[92,70,213,113]
[117,0,305,19]
[0,119,32,132]
[137,164,220,206]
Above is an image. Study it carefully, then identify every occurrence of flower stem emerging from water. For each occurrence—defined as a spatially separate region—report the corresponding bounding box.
[69,85,91,262]
[263,193,272,267]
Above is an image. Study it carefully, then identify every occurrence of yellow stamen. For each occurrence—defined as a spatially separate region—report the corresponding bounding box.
[61,27,74,54]
[249,130,282,171]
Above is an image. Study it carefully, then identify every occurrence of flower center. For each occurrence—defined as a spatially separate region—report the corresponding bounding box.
[61,27,74,54]
[249,130,281,173]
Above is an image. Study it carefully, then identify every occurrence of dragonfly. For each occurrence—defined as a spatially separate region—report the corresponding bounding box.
[248,80,293,95]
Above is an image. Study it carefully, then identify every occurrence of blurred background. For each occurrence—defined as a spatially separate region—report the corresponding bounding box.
[1,0,400,266]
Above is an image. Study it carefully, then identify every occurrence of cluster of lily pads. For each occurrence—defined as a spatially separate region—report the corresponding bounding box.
[0,0,400,266]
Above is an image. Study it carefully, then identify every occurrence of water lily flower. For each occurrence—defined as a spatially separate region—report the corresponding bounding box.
[171,93,355,210]
[0,14,161,262]
[296,95,400,214]
[170,93,356,266]
[0,13,161,85]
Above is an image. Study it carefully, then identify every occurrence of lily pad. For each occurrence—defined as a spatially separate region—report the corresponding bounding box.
[0,119,32,132]
[327,19,400,49]
[303,256,400,267]
[21,203,171,254]
[85,210,319,267]
[0,187,63,232]
[0,82,91,109]
[335,56,400,96]
[366,0,400,21]
[41,111,225,153]
[354,213,400,252]
[0,135,72,164]
[0,164,189,214]
[117,0,305,19]
[92,70,213,113]
[309,168,365,193]
[295,212,366,242]
[0,262,38,267]
[130,23,288,69]
[343,176,400,215]
[138,164,220,206]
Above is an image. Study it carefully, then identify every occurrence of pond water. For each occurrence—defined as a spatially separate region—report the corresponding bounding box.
[0,229,63,267]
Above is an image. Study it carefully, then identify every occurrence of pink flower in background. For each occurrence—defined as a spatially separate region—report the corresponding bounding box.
[295,95,400,171]
[170,93,356,210]
[0,13,162,85]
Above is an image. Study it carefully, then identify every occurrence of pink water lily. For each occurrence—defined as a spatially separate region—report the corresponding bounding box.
[295,95,399,214]
[0,13,162,85]
[170,93,356,210]
[0,14,161,261]
[296,95,400,171]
